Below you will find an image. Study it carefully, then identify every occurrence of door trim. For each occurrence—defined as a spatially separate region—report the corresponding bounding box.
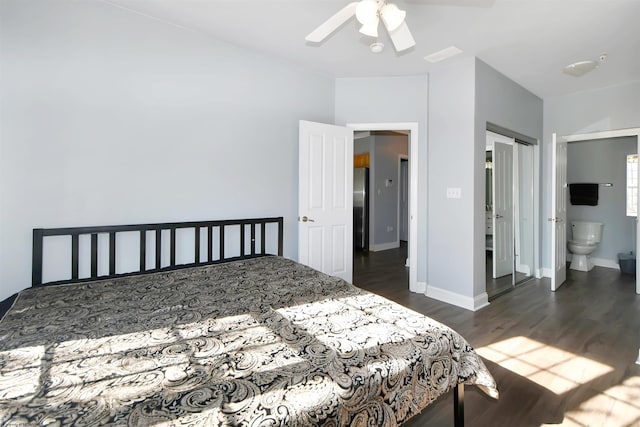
[557,127,640,295]
[398,154,409,252]
[347,122,420,293]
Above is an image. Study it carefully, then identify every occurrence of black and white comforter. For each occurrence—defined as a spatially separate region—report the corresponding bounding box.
[0,256,497,426]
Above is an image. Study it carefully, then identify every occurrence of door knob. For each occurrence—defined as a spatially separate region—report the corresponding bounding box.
[300,216,315,222]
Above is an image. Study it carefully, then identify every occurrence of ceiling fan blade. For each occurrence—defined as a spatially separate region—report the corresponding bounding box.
[305,2,359,43]
[387,21,416,52]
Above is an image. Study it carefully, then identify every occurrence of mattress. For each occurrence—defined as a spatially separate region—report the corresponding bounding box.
[0,256,497,426]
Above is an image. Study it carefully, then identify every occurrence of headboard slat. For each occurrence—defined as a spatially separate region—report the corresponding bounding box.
[250,223,256,256]
[170,229,176,267]
[194,227,201,265]
[109,232,116,275]
[91,234,98,278]
[207,226,213,263]
[155,229,162,269]
[240,225,245,257]
[71,234,79,280]
[139,230,146,271]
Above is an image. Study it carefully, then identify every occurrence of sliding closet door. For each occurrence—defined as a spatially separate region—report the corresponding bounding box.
[492,141,514,278]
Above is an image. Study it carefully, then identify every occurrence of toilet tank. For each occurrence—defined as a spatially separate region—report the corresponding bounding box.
[571,221,603,243]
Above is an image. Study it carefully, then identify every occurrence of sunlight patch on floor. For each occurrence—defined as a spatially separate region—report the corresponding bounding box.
[540,376,640,427]
[476,336,613,395]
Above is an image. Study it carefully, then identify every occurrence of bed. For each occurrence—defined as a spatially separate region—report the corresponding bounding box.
[0,217,497,426]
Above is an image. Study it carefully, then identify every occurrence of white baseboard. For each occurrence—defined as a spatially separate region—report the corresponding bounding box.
[535,268,544,279]
[567,254,619,270]
[590,257,619,270]
[541,267,553,278]
[410,281,427,293]
[425,285,490,311]
[370,241,400,252]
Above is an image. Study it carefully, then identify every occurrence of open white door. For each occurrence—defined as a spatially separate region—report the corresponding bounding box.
[299,120,353,282]
[492,140,514,278]
[551,133,567,291]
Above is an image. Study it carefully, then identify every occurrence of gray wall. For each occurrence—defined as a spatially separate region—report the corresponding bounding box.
[542,81,640,271]
[427,57,542,303]
[475,59,543,294]
[335,76,429,285]
[354,137,371,155]
[371,134,408,248]
[427,57,477,298]
[567,137,637,262]
[0,0,335,299]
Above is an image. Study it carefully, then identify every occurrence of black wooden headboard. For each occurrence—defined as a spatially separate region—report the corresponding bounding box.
[32,217,284,287]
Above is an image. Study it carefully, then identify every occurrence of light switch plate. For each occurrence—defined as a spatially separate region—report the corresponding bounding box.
[446,187,462,199]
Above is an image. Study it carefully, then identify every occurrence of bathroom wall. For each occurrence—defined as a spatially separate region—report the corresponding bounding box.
[567,136,637,265]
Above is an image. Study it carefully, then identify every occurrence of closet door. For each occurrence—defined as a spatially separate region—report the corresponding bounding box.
[492,140,514,278]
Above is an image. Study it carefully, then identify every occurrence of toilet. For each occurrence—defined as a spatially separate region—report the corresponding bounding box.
[567,221,603,272]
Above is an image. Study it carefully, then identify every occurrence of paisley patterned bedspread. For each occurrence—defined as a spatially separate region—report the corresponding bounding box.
[0,256,497,426]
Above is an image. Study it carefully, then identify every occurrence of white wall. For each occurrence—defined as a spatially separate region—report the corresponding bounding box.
[371,134,408,249]
[542,81,640,270]
[0,0,335,299]
[335,76,428,285]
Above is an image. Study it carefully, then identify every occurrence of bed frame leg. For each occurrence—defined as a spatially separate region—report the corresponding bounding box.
[454,383,464,427]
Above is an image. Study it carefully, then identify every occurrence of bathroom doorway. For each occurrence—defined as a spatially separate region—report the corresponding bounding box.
[486,130,536,299]
[552,128,640,294]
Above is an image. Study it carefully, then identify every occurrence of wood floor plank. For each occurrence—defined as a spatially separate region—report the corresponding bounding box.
[354,245,640,426]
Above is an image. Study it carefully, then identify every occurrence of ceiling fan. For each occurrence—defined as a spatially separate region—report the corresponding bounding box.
[305,0,416,53]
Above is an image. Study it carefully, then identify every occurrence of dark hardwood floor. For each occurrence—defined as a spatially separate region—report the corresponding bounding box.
[354,245,640,427]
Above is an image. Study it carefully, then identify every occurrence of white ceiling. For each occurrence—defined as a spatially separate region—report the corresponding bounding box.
[106,0,640,99]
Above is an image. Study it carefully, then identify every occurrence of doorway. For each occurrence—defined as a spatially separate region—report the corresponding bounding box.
[551,128,640,294]
[348,122,419,292]
[353,131,408,277]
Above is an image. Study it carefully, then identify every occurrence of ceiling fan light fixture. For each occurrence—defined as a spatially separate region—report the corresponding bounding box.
[355,0,379,25]
[359,16,379,37]
[380,3,406,32]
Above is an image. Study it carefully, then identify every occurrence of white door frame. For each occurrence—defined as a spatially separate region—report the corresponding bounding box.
[348,122,419,293]
[556,127,640,295]
[551,133,568,290]
[398,154,409,247]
